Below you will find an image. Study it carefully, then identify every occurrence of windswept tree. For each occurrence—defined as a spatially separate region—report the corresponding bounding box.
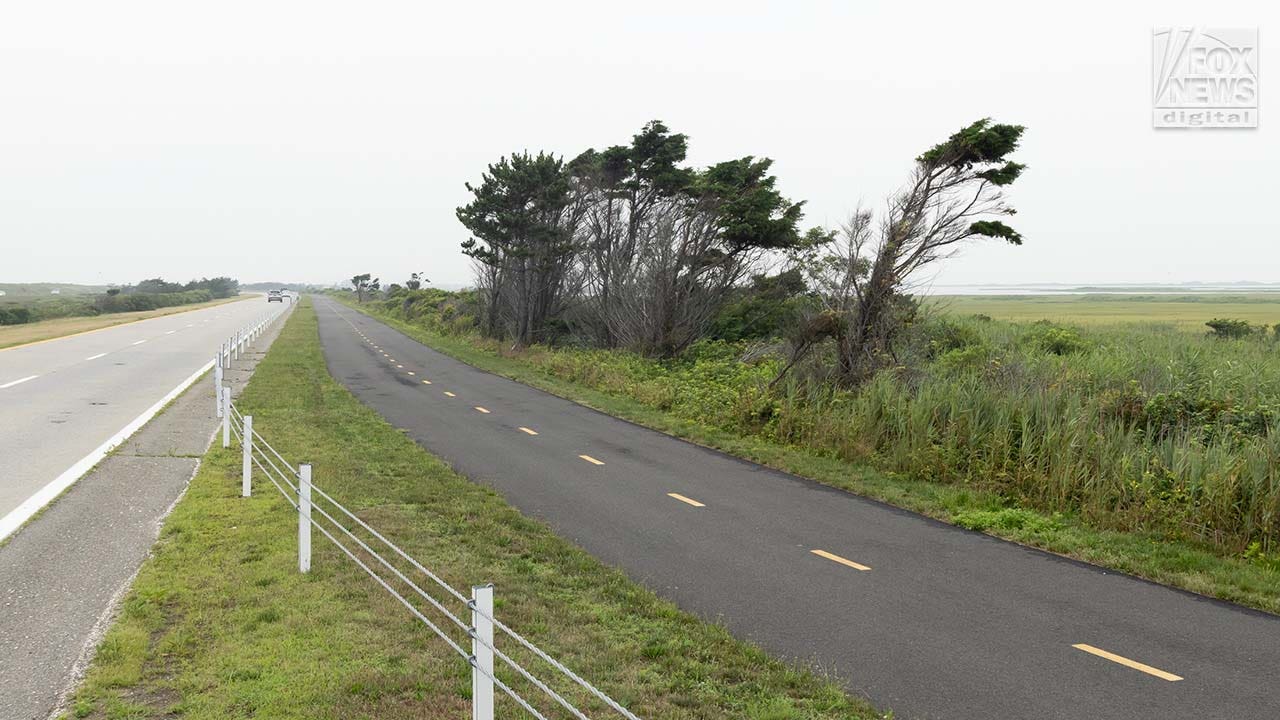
[456,120,809,356]
[608,156,806,356]
[569,121,693,347]
[792,118,1027,383]
[457,151,583,346]
[350,273,379,302]
[566,121,805,356]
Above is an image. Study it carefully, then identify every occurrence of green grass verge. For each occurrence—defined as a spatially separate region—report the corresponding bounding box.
[330,294,1280,615]
[66,297,881,720]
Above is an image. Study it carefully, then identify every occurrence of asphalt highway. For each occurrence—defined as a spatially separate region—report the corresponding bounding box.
[0,297,288,536]
[314,297,1280,720]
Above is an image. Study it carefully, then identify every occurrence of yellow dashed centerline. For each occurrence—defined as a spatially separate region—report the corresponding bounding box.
[811,549,871,572]
[422,379,432,385]
[579,454,604,465]
[407,371,415,375]
[444,391,456,397]
[474,406,490,414]
[518,427,538,435]
[1072,644,1183,681]
[667,493,705,507]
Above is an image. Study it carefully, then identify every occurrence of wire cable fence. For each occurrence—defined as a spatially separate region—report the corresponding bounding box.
[213,307,641,720]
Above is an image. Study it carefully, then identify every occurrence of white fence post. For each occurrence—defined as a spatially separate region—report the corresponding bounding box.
[214,361,223,417]
[471,584,495,720]
[299,463,312,573]
[222,385,231,448]
[242,415,253,497]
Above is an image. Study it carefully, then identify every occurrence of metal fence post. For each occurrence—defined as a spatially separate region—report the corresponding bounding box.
[214,361,223,417]
[242,415,253,497]
[299,464,312,573]
[471,584,495,720]
[222,385,231,448]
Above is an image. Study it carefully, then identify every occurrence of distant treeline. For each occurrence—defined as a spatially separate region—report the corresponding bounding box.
[0,277,238,325]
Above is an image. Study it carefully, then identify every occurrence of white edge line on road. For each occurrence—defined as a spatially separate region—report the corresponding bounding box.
[0,375,39,389]
[0,359,216,543]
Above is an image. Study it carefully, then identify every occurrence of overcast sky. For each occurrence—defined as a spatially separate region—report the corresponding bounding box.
[1,1,1274,289]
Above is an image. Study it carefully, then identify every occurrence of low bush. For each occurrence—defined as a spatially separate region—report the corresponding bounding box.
[1206,318,1259,339]
[0,306,32,325]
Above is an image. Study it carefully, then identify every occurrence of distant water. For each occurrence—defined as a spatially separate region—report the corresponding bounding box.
[923,283,1280,296]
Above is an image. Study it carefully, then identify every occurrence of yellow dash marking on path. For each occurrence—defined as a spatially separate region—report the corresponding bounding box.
[810,549,871,571]
[396,364,404,368]
[407,371,415,375]
[444,391,456,397]
[422,379,432,385]
[474,406,490,414]
[1072,644,1182,681]
[518,427,538,435]
[667,493,705,507]
[579,455,604,465]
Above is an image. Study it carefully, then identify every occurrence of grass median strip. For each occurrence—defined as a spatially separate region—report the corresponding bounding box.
[66,297,882,720]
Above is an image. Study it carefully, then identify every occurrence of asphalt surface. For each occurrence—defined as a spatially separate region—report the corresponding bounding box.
[0,297,287,525]
[314,297,1280,720]
[0,302,291,720]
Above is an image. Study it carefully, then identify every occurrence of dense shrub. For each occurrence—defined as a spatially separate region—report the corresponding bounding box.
[708,269,810,342]
[0,306,33,325]
[1029,325,1090,355]
[1206,318,1258,339]
[93,289,212,314]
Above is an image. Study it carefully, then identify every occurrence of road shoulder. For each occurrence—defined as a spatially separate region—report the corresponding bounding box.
[0,306,290,720]
[0,295,254,352]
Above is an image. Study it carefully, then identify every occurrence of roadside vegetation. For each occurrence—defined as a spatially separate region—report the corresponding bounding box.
[327,118,1280,612]
[0,277,239,327]
[0,295,248,350]
[334,290,1280,612]
[66,298,880,720]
